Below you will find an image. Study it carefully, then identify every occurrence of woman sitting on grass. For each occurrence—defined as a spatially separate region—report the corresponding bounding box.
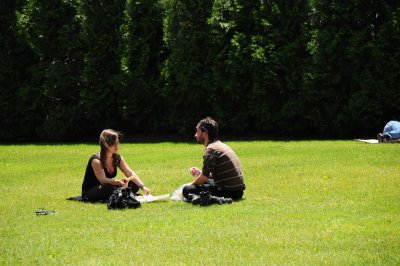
[81,129,151,202]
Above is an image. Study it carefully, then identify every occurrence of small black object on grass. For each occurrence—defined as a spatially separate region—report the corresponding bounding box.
[36,208,55,216]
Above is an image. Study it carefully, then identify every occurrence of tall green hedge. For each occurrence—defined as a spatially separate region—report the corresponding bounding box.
[120,0,165,133]
[31,0,84,140]
[162,0,215,134]
[308,0,400,138]
[0,0,399,142]
[77,0,125,137]
[0,0,37,141]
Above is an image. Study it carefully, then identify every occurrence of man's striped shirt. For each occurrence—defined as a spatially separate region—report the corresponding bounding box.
[202,140,245,191]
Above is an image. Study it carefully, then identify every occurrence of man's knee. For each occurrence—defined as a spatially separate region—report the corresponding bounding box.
[183,184,201,199]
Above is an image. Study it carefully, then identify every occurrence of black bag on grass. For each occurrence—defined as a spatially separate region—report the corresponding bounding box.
[107,187,141,210]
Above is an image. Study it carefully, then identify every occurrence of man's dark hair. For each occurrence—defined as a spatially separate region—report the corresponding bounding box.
[197,117,219,140]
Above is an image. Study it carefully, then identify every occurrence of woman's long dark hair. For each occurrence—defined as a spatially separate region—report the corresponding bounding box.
[99,129,121,169]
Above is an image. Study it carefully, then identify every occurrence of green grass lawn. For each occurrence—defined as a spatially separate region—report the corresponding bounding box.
[0,141,399,265]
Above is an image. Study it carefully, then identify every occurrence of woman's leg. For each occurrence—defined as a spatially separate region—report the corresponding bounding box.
[127,181,140,194]
[83,183,117,202]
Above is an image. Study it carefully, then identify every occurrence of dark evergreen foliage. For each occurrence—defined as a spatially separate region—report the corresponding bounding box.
[77,0,125,137]
[119,0,165,133]
[162,0,215,134]
[0,0,399,142]
[9,0,84,140]
[309,0,400,138]
[0,0,38,141]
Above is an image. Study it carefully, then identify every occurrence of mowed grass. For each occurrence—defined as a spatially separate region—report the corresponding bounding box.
[0,141,399,265]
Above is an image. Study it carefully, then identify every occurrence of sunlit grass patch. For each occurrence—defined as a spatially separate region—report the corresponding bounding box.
[0,141,399,265]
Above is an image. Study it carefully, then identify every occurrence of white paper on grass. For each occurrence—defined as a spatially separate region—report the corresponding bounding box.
[355,138,400,144]
[135,194,170,203]
[355,139,379,144]
[170,184,187,201]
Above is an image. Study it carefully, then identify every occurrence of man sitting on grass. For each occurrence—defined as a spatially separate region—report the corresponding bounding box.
[183,117,246,202]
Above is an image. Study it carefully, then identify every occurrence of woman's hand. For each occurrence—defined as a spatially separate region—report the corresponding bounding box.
[116,178,128,187]
[142,186,151,195]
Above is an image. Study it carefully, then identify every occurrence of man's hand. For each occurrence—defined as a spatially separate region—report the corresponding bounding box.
[191,174,209,186]
[189,167,201,177]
